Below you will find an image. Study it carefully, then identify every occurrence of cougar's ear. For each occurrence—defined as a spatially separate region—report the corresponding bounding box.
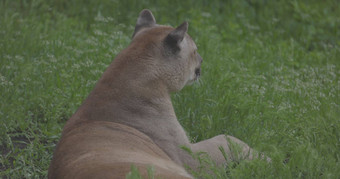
[132,9,156,38]
[164,21,188,54]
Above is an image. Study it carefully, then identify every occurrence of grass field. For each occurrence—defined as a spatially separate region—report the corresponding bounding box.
[1,0,339,178]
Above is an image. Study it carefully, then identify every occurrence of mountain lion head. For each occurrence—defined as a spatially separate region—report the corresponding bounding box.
[129,9,203,92]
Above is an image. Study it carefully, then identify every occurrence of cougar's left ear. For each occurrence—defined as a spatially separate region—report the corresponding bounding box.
[132,9,156,38]
[164,21,188,54]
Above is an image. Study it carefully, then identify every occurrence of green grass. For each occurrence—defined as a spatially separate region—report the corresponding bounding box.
[1,0,339,178]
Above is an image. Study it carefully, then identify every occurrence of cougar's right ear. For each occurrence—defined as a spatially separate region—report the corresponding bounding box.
[164,21,188,54]
[132,9,156,38]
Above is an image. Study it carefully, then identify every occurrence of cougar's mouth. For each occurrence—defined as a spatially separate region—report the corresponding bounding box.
[186,67,201,85]
[194,67,201,79]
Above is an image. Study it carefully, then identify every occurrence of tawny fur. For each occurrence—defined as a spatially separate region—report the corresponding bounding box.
[48,9,255,179]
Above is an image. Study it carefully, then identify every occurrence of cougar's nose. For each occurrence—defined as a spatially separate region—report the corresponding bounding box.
[198,53,203,64]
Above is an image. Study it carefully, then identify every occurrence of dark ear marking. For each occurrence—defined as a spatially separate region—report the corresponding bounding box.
[164,21,189,54]
[132,9,156,38]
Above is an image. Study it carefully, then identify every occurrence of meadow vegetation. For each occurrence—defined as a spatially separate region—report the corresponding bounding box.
[1,0,339,178]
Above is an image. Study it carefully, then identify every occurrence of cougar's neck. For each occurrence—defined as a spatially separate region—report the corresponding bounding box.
[63,54,177,133]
